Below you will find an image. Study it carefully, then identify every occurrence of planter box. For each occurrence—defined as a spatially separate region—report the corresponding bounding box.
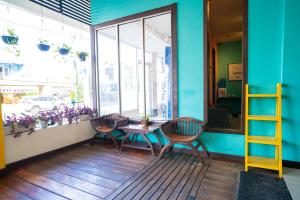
[4,121,95,164]
[4,123,36,136]
[79,114,90,121]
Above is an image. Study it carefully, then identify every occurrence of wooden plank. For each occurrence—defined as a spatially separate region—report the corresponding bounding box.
[58,149,145,170]
[106,155,164,200]
[145,155,191,200]
[12,169,102,200]
[0,184,32,200]
[70,148,149,168]
[0,176,67,200]
[23,163,112,198]
[158,156,195,200]
[54,153,138,175]
[113,154,176,200]
[187,159,211,199]
[35,159,121,189]
[125,154,184,200]
[169,159,202,200]
[81,145,151,163]
[132,154,187,200]
[48,158,131,182]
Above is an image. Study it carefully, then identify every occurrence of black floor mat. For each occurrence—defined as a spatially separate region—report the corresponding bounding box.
[237,171,293,200]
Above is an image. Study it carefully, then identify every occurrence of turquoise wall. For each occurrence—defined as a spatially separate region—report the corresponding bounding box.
[91,0,300,161]
[217,40,243,97]
[281,0,300,162]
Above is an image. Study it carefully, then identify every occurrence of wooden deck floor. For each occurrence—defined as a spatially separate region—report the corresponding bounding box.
[0,143,243,200]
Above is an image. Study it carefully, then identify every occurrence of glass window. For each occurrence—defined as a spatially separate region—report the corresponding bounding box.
[96,13,173,120]
[119,21,144,118]
[97,27,119,115]
[145,14,172,120]
[0,3,92,118]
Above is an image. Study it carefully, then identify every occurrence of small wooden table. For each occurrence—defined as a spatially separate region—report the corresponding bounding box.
[119,123,163,157]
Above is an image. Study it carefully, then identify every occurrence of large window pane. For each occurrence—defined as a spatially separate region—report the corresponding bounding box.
[145,14,172,120]
[97,27,119,114]
[119,21,144,118]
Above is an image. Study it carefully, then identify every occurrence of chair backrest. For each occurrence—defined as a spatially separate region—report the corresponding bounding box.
[174,117,204,136]
[90,113,129,130]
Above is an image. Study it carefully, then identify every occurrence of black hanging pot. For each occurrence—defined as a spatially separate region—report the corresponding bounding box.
[59,48,70,56]
[1,35,18,45]
[37,43,50,52]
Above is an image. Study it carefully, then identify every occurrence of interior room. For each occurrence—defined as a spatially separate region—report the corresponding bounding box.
[0,0,299,200]
[207,0,243,132]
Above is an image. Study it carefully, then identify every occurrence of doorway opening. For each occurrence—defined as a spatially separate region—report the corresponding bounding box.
[206,0,247,133]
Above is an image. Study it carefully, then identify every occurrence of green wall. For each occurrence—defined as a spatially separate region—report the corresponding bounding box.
[217,40,243,97]
[91,0,300,162]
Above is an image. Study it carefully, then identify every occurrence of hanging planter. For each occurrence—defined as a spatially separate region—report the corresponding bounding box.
[1,28,19,45]
[37,39,50,52]
[76,51,88,62]
[58,44,72,56]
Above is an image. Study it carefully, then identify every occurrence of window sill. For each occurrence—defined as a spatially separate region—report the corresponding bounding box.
[205,127,244,135]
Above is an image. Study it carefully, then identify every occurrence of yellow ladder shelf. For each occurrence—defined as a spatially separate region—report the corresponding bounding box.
[245,83,282,177]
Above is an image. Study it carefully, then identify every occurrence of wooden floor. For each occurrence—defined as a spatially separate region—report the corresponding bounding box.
[0,143,243,200]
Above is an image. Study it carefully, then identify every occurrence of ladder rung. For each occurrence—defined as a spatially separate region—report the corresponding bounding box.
[248,115,278,121]
[247,136,278,145]
[248,94,278,98]
[247,156,279,170]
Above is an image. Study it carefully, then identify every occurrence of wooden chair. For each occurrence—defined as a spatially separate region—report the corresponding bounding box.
[159,117,208,160]
[90,114,129,149]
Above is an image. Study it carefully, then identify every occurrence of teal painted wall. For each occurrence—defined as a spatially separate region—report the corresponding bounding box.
[91,0,300,161]
[281,0,300,162]
[217,40,243,97]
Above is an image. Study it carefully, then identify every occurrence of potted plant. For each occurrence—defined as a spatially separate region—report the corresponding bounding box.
[77,106,93,121]
[35,112,51,128]
[51,110,64,125]
[141,115,150,127]
[37,39,51,52]
[63,106,79,124]
[76,51,88,61]
[4,114,36,138]
[1,28,19,45]
[58,43,72,56]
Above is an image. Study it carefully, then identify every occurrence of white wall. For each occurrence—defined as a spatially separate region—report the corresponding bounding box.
[4,121,95,164]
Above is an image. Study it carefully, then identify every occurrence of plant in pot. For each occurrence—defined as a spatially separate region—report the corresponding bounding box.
[57,43,72,56]
[35,111,51,128]
[4,114,36,138]
[51,110,64,126]
[77,106,93,121]
[37,39,51,52]
[63,106,79,125]
[76,51,88,62]
[140,115,150,127]
[1,28,19,45]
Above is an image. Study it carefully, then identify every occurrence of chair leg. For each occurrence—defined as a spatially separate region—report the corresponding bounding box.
[111,136,119,150]
[159,143,172,159]
[187,143,203,162]
[198,140,209,158]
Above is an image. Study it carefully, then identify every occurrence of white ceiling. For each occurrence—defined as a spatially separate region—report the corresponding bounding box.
[209,0,243,43]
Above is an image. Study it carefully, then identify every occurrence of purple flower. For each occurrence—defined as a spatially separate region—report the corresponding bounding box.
[77,106,94,116]
[63,106,79,124]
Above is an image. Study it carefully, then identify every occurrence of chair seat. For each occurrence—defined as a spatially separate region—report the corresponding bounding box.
[166,133,198,142]
[95,126,114,133]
